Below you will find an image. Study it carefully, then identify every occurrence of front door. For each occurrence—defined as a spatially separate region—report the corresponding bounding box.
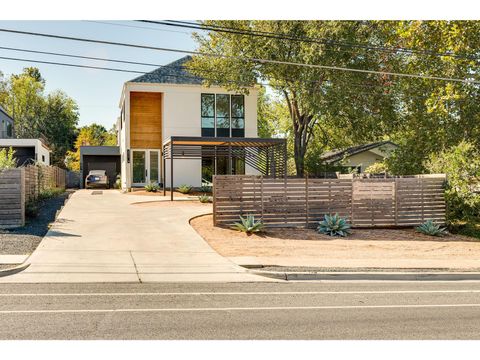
[132,150,160,186]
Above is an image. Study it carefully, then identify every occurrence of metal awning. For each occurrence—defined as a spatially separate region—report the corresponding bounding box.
[162,136,287,200]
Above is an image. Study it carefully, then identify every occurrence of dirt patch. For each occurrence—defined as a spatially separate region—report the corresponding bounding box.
[190,214,480,269]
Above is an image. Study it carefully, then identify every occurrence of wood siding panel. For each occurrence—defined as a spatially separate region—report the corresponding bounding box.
[130,92,162,149]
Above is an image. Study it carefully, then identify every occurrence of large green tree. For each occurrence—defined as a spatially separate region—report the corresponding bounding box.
[189,21,397,176]
[377,21,480,174]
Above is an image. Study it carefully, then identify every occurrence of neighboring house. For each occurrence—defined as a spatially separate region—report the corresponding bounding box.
[0,106,51,166]
[320,141,398,173]
[0,138,51,166]
[116,56,262,190]
[0,105,14,139]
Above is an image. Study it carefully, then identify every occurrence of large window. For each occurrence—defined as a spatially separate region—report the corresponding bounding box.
[201,93,245,137]
[201,94,215,137]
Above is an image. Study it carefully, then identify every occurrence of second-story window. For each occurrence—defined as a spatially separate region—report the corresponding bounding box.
[201,93,245,137]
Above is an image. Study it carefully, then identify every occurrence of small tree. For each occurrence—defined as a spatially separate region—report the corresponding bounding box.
[425,141,480,221]
[0,147,16,170]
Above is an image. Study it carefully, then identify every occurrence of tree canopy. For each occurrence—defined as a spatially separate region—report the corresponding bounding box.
[0,67,79,167]
[65,124,117,171]
[188,20,480,176]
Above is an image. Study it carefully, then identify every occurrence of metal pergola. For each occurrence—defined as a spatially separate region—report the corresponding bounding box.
[162,136,287,200]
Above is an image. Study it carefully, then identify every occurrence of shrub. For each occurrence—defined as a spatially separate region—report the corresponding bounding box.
[114,175,121,189]
[38,187,65,201]
[231,215,265,234]
[0,147,16,170]
[364,162,388,175]
[144,182,160,192]
[415,220,449,237]
[198,194,212,203]
[317,213,351,237]
[177,184,192,194]
[424,141,480,222]
[25,200,40,218]
[200,185,212,193]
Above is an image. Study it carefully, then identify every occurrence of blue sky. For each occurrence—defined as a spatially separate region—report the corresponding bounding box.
[0,21,197,129]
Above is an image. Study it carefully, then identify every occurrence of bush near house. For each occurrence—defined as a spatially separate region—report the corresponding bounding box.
[0,147,16,170]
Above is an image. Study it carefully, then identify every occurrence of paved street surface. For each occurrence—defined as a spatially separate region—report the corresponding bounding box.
[0,190,263,283]
[1,281,480,339]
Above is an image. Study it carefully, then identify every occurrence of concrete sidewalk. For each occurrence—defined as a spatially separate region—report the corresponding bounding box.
[0,190,266,283]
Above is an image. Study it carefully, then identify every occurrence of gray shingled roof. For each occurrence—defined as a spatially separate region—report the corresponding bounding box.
[320,141,398,163]
[129,56,205,85]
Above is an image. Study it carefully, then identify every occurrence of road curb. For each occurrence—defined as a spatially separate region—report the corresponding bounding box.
[0,263,30,277]
[248,269,480,281]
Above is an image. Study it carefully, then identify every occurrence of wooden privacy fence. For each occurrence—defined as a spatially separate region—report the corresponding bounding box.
[24,165,66,202]
[213,174,447,228]
[0,165,66,228]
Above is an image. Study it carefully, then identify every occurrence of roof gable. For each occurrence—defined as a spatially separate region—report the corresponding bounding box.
[129,56,205,85]
[320,141,398,163]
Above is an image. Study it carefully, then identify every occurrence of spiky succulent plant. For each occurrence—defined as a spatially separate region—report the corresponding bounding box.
[317,213,352,237]
[415,220,448,237]
[177,184,192,194]
[231,215,265,234]
[198,194,212,203]
[144,182,159,192]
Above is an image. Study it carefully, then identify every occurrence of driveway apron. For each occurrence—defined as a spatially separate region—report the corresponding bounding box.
[0,190,266,283]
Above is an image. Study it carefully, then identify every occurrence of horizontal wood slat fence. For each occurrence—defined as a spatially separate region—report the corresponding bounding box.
[0,165,66,228]
[213,174,446,228]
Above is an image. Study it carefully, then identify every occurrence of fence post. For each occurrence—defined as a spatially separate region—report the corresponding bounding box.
[20,167,25,227]
[305,173,309,228]
[212,175,217,226]
[351,178,354,226]
[394,177,398,226]
[260,175,264,222]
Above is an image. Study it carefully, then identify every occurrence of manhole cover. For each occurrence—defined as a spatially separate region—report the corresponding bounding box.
[91,191,103,195]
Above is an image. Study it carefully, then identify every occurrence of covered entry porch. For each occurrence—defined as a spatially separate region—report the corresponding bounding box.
[162,136,287,201]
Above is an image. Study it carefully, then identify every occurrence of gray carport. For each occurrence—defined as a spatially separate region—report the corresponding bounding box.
[80,146,120,188]
[162,136,287,201]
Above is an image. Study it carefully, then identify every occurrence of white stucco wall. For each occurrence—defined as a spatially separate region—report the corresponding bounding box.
[119,82,259,189]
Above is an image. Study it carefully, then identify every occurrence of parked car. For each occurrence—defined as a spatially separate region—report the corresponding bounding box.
[85,170,109,189]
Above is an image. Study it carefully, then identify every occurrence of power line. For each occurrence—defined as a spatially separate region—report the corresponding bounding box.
[152,20,480,62]
[0,27,478,85]
[0,54,452,102]
[83,20,191,35]
[0,55,146,74]
[0,46,163,67]
[0,45,412,94]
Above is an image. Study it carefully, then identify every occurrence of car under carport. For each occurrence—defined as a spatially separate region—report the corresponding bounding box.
[80,146,120,189]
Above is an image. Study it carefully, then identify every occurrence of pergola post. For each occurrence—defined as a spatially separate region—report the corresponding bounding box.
[162,144,166,196]
[170,142,174,201]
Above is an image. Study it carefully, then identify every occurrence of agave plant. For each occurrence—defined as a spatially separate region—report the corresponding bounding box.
[415,220,448,237]
[231,215,265,234]
[200,185,212,193]
[177,184,192,194]
[144,182,159,192]
[317,213,351,237]
[198,194,212,203]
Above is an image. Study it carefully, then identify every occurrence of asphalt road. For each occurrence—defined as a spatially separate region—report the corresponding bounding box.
[1,281,480,339]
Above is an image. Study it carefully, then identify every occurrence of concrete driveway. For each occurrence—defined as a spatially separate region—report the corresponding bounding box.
[1,190,266,283]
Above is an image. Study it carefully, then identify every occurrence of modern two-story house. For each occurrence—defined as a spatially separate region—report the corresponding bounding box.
[115,56,285,192]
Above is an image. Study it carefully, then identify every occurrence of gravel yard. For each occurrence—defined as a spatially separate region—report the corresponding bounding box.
[191,214,480,270]
[0,191,72,255]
